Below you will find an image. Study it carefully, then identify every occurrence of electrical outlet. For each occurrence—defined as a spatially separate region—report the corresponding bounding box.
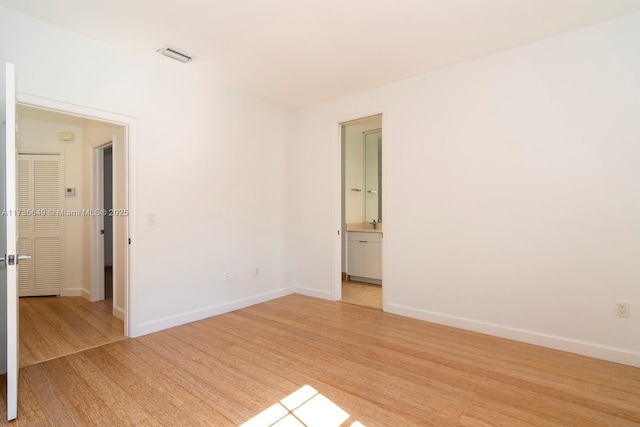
[615,301,630,318]
[224,271,230,282]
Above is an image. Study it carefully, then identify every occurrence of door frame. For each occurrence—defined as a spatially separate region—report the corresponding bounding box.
[17,93,137,337]
[333,107,387,308]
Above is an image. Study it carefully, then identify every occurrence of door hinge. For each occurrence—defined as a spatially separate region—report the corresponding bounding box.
[128,238,131,244]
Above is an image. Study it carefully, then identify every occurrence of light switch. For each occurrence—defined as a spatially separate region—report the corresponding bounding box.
[147,212,156,225]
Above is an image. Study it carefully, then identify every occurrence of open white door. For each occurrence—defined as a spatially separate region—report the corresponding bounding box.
[1,62,19,421]
[91,147,106,301]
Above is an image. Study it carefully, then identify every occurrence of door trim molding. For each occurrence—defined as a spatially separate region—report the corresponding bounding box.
[334,107,387,308]
[17,93,137,337]
[90,140,110,303]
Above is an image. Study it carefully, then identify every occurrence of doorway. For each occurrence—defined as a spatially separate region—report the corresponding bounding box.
[15,103,129,367]
[103,146,113,305]
[90,144,115,306]
[339,114,383,310]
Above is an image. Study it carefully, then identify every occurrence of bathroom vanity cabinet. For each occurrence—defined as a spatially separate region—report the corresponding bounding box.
[347,231,382,283]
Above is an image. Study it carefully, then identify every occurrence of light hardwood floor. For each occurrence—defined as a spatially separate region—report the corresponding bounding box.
[342,280,382,309]
[1,294,639,426]
[19,296,125,368]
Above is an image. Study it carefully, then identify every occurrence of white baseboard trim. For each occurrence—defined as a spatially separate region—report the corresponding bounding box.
[292,287,334,300]
[348,276,381,286]
[80,289,91,300]
[386,303,640,368]
[113,305,125,321]
[61,288,83,297]
[136,287,294,337]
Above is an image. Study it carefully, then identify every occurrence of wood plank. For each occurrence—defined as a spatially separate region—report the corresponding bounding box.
[100,340,234,426]
[18,298,76,364]
[0,294,638,426]
[18,296,125,368]
[57,297,124,340]
[242,299,640,422]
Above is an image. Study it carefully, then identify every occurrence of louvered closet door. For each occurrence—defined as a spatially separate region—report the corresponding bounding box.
[17,156,33,296]
[17,154,62,296]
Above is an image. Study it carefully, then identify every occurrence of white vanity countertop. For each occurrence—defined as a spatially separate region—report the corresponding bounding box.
[346,223,383,233]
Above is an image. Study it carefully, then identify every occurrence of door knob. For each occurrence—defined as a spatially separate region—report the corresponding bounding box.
[0,254,30,265]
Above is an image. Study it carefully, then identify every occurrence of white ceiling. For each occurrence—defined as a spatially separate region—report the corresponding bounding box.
[2,0,640,109]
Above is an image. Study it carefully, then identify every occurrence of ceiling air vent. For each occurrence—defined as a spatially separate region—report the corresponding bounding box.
[157,46,193,63]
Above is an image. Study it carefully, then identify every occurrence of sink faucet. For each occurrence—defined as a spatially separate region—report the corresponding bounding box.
[371,219,377,230]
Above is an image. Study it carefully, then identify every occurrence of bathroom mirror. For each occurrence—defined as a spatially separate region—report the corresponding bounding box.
[363,129,381,223]
[342,115,382,226]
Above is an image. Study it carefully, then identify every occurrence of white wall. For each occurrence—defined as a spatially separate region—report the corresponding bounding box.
[0,6,290,336]
[16,106,85,296]
[81,120,126,321]
[288,14,640,366]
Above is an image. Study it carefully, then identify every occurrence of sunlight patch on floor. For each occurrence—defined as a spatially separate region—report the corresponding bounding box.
[241,385,364,427]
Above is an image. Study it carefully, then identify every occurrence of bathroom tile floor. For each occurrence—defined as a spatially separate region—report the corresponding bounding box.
[341,280,382,310]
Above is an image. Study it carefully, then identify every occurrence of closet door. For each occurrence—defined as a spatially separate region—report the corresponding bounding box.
[17,155,33,295]
[17,154,62,296]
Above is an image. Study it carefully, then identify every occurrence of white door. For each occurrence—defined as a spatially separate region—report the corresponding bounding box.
[90,146,106,302]
[1,63,20,421]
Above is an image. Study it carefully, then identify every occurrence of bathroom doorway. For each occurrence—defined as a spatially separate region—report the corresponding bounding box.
[339,114,383,310]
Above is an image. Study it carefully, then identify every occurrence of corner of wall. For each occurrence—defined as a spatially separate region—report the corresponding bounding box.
[292,287,334,301]
[136,287,295,337]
